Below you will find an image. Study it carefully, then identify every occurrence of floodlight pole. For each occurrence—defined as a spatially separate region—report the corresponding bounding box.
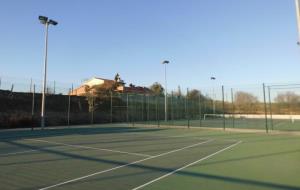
[41,22,49,129]
[162,60,169,122]
[39,16,57,129]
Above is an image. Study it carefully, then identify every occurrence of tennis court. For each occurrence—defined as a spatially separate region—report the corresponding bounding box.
[0,124,300,190]
[139,118,300,131]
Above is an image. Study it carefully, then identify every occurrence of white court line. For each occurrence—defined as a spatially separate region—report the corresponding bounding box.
[132,140,242,190]
[38,139,213,190]
[28,139,152,158]
[0,149,38,157]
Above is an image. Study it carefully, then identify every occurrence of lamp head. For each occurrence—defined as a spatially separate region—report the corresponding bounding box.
[39,16,48,24]
[48,19,58,26]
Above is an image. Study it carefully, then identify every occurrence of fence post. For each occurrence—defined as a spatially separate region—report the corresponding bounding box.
[147,95,150,122]
[222,85,225,130]
[126,93,129,123]
[10,84,14,93]
[263,83,269,133]
[231,88,235,128]
[31,84,35,130]
[91,95,94,124]
[110,91,113,123]
[142,95,144,122]
[156,96,159,127]
[67,88,71,127]
[187,88,190,128]
[171,91,174,125]
[0,77,1,89]
[30,78,32,93]
[132,94,135,127]
[199,93,202,127]
[53,81,56,94]
[267,86,274,130]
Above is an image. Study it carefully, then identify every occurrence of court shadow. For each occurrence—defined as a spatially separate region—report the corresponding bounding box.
[0,125,167,141]
[5,140,300,190]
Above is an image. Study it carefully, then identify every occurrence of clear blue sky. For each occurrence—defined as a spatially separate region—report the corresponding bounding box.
[1,0,300,91]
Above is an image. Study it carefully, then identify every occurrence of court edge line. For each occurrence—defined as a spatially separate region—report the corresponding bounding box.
[132,140,243,190]
[38,139,213,190]
[27,139,152,158]
[0,149,38,156]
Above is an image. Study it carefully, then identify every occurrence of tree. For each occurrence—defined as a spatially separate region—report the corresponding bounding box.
[149,82,164,96]
[274,91,300,104]
[187,89,201,100]
[274,91,300,114]
[234,91,259,113]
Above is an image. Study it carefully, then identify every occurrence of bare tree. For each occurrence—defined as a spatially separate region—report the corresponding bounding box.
[235,91,259,113]
[274,91,300,114]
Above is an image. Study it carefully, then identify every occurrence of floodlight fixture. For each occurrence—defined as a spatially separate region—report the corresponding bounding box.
[48,19,58,26]
[39,16,48,24]
[162,60,169,64]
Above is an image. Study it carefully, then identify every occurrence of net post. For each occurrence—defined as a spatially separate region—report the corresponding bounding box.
[231,88,235,128]
[263,83,269,133]
[222,85,225,130]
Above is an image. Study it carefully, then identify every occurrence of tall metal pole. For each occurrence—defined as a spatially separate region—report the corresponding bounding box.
[222,85,225,130]
[171,91,174,125]
[126,93,129,123]
[110,91,113,123]
[41,23,49,129]
[147,95,150,121]
[162,60,169,122]
[295,0,300,44]
[53,80,56,94]
[187,88,190,128]
[210,77,216,114]
[31,84,35,130]
[268,86,274,130]
[67,88,71,126]
[199,93,202,127]
[164,63,167,121]
[231,88,235,128]
[30,78,32,93]
[263,83,269,133]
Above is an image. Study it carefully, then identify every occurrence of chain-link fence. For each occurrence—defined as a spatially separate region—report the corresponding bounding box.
[1,76,300,132]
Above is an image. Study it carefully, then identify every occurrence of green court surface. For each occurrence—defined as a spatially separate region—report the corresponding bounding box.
[0,124,300,190]
[139,118,300,131]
